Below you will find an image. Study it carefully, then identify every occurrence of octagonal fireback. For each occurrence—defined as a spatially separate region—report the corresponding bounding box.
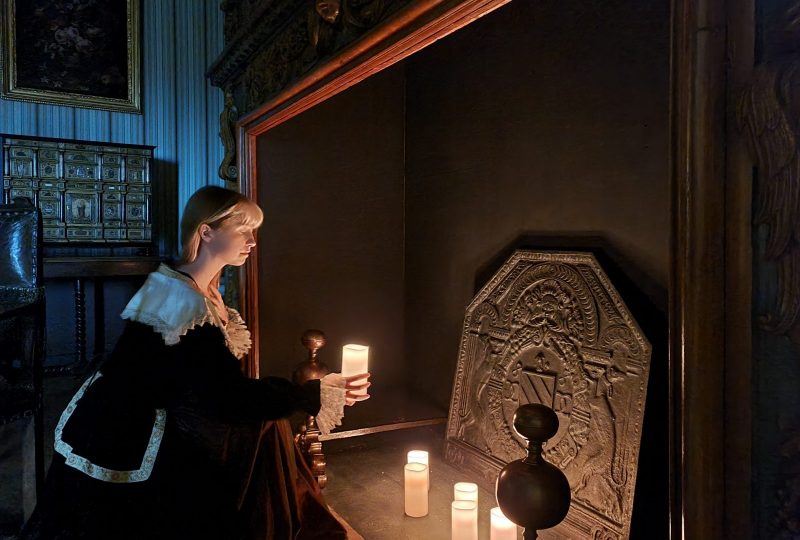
[445,250,651,540]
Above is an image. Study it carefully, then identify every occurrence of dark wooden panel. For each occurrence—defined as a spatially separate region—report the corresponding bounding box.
[44,257,162,279]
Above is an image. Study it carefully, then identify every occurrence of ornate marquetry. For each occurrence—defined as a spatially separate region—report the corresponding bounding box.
[1,135,154,245]
[446,250,651,540]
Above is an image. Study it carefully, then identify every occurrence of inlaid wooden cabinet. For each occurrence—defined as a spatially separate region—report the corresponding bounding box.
[1,134,154,245]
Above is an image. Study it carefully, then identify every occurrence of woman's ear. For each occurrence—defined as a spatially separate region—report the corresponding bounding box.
[198,224,214,243]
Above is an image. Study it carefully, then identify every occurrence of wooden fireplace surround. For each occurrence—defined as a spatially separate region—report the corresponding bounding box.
[227,0,756,538]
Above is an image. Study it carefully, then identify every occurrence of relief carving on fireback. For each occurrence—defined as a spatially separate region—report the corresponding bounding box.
[446,251,651,540]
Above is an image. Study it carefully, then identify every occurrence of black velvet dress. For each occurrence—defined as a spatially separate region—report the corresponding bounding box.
[20,267,347,540]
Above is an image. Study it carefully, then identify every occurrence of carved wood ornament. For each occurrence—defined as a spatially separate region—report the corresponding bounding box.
[737,4,800,343]
[446,251,651,540]
[218,90,238,186]
[737,3,800,536]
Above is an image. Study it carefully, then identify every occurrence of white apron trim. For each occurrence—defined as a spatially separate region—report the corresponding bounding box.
[54,372,166,483]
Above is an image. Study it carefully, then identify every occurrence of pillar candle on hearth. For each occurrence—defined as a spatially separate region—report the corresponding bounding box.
[454,482,478,503]
[404,462,428,517]
[451,500,478,540]
[490,506,517,540]
[341,344,369,395]
[407,450,429,491]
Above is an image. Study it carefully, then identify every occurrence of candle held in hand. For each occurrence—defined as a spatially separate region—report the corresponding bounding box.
[342,344,369,396]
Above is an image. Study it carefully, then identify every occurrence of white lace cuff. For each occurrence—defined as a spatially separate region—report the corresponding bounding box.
[316,373,346,435]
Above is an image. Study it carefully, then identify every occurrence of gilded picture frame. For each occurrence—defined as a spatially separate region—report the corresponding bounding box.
[0,0,141,113]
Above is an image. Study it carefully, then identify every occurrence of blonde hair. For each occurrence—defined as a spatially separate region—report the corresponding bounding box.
[179,186,263,266]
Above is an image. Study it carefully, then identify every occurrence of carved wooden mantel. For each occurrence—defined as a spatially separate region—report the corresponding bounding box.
[207,0,414,185]
[209,0,412,113]
[206,0,763,537]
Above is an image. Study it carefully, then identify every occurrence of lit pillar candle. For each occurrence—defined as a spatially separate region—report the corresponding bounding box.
[404,463,428,517]
[342,344,369,396]
[490,507,517,540]
[407,450,429,491]
[454,482,478,503]
[451,500,478,540]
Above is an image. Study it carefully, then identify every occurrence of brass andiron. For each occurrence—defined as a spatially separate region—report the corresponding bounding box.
[292,329,331,488]
[496,403,571,540]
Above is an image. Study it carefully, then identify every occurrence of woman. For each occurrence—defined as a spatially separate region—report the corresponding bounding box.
[22,186,370,539]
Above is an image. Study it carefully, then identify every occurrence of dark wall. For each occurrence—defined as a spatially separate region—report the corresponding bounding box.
[403,0,670,409]
[256,65,407,422]
[253,15,671,526]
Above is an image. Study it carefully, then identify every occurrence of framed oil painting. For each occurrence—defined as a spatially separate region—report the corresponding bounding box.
[0,0,141,113]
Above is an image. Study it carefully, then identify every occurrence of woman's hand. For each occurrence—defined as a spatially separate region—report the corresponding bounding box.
[343,373,371,406]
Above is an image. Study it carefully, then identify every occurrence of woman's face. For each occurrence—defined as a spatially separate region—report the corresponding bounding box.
[203,223,257,266]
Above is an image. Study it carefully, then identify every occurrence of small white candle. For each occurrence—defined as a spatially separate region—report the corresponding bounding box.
[404,463,428,517]
[454,482,478,503]
[342,344,369,396]
[407,450,429,491]
[490,507,517,540]
[451,500,478,540]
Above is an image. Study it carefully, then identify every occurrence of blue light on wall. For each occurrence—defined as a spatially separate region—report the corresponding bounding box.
[0,0,226,367]
[0,0,225,254]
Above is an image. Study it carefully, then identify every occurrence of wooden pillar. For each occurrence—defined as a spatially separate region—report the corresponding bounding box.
[671,0,757,536]
[669,0,727,537]
[724,0,755,536]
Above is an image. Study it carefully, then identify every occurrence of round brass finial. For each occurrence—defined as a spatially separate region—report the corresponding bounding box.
[293,329,330,385]
[496,403,571,538]
[513,403,559,442]
[301,329,327,359]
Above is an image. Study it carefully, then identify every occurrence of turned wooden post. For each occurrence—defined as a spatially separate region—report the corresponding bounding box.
[292,329,331,488]
[496,403,571,539]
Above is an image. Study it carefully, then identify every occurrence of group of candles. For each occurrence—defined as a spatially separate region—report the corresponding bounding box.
[404,450,519,540]
[341,346,518,538]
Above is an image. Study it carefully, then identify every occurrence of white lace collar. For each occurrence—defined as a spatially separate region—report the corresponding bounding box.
[121,264,252,359]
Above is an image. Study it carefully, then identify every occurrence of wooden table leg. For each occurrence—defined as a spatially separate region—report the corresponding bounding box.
[74,278,86,370]
[92,278,105,369]
[295,415,327,488]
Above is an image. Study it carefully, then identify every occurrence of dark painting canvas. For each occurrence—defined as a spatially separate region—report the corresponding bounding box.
[1,0,141,112]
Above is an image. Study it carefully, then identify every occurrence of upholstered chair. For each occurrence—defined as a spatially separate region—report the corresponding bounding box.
[0,198,45,535]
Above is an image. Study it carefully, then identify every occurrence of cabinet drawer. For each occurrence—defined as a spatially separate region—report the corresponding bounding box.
[103,228,126,240]
[43,227,66,241]
[65,151,98,164]
[66,228,102,240]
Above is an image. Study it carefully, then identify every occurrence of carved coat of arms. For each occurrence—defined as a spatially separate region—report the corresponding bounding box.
[446,251,651,540]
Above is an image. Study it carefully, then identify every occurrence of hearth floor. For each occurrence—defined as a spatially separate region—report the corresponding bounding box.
[323,424,523,540]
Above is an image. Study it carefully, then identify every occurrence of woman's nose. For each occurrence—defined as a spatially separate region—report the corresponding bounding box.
[246,232,256,246]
